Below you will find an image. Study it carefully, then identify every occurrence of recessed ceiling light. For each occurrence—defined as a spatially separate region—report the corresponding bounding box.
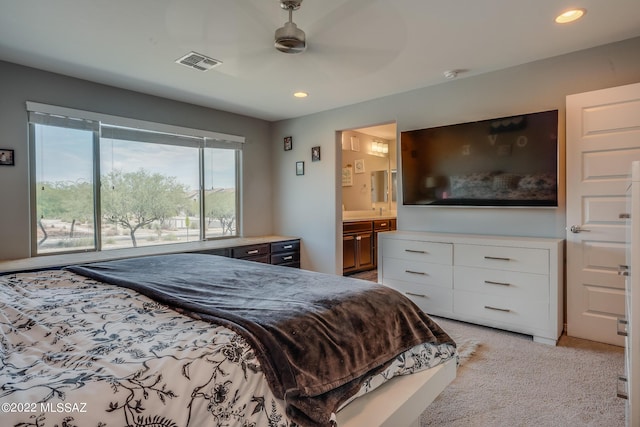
[555,8,586,24]
[293,91,308,98]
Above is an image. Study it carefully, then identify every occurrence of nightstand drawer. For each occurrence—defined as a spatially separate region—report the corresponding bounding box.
[455,244,548,274]
[383,258,452,288]
[454,266,548,300]
[383,239,452,265]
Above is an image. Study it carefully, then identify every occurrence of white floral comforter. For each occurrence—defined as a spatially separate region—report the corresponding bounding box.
[0,270,456,427]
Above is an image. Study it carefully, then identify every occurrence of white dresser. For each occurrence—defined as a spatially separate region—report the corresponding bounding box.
[378,231,564,345]
[619,161,640,425]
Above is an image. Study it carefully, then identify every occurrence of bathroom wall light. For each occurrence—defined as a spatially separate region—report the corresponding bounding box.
[370,140,388,157]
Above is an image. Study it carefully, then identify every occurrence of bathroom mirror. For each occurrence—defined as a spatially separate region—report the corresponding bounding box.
[391,169,397,202]
[371,170,388,203]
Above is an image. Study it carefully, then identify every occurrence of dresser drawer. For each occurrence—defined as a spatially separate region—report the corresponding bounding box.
[383,258,452,288]
[383,239,452,265]
[271,239,300,254]
[271,251,300,265]
[383,281,453,315]
[455,244,548,274]
[196,248,229,257]
[454,266,549,301]
[232,244,270,259]
[454,290,549,330]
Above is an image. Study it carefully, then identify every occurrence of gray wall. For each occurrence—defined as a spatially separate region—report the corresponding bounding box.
[3,37,640,272]
[0,60,273,261]
[271,37,640,274]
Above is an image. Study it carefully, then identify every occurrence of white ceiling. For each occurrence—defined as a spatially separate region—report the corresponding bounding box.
[1,0,639,123]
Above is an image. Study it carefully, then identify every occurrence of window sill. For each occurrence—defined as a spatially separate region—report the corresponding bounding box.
[0,236,297,274]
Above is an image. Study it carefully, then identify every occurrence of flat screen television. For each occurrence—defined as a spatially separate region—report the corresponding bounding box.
[401,110,558,207]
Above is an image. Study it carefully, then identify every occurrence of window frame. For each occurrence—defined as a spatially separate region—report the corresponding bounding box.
[27,101,244,257]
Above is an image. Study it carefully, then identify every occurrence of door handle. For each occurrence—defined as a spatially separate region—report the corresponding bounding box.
[569,225,590,233]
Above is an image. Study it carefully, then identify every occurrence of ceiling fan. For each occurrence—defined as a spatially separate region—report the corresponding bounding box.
[274,0,306,54]
[167,0,400,82]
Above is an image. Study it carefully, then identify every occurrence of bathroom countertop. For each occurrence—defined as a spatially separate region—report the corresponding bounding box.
[342,211,396,222]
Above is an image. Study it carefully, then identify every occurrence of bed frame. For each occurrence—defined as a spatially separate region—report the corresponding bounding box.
[336,357,456,427]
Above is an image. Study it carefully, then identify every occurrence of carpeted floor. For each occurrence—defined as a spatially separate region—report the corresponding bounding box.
[348,269,378,282]
[349,269,625,426]
[421,317,625,427]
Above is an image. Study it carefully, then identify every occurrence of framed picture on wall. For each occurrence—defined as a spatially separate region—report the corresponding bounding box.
[284,136,293,151]
[0,149,14,166]
[354,159,365,174]
[342,166,353,186]
[296,161,305,176]
[311,146,321,162]
[350,136,360,152]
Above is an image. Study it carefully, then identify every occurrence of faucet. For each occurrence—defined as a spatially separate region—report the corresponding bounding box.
[379,207,383,216]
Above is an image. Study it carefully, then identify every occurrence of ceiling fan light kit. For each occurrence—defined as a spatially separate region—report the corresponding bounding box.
[275,0,307,54]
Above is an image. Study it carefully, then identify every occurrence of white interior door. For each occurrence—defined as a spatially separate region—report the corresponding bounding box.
[566,82,640,345]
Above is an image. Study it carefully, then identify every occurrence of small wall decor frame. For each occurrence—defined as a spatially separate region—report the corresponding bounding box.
[354,158,365,174]
[350,136,360,152]
[284,136,293,151]
[342,166,353,186]
[296,161,305,176]
[311,146,321,162]
[0,149,14,166]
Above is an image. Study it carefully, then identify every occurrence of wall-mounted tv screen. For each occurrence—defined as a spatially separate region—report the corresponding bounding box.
[401,110,558,207]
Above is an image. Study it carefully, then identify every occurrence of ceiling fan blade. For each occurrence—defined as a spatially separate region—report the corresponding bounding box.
[304,0,386,40]
[165,0,276,59]
[298,42,399,82]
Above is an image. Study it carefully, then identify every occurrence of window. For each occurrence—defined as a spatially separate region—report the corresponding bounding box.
[28,102,243,256]
[33,123,97,253]
[204,147,238,239]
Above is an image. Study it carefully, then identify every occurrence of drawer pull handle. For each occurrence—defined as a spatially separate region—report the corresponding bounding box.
[380,223,387,226]
[283,256,293,261]
[283,245,293,249]
[405,270,427,276]
[484,305,511,313]
[617,376,628,400]
[405,292,427,298]
[484,280,511,287]
[619,213,630,219]
[405,249,427,254]
[247,250,259,255]
[484,256,511,261]
[617,318,628,337]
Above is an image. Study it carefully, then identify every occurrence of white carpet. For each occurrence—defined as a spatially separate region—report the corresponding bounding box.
[421,317,625,427]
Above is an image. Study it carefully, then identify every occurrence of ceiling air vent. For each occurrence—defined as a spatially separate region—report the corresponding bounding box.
[175,52,222,72]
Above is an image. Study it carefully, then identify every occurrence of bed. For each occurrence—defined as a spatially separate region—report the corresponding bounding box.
[0,253,456,427]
